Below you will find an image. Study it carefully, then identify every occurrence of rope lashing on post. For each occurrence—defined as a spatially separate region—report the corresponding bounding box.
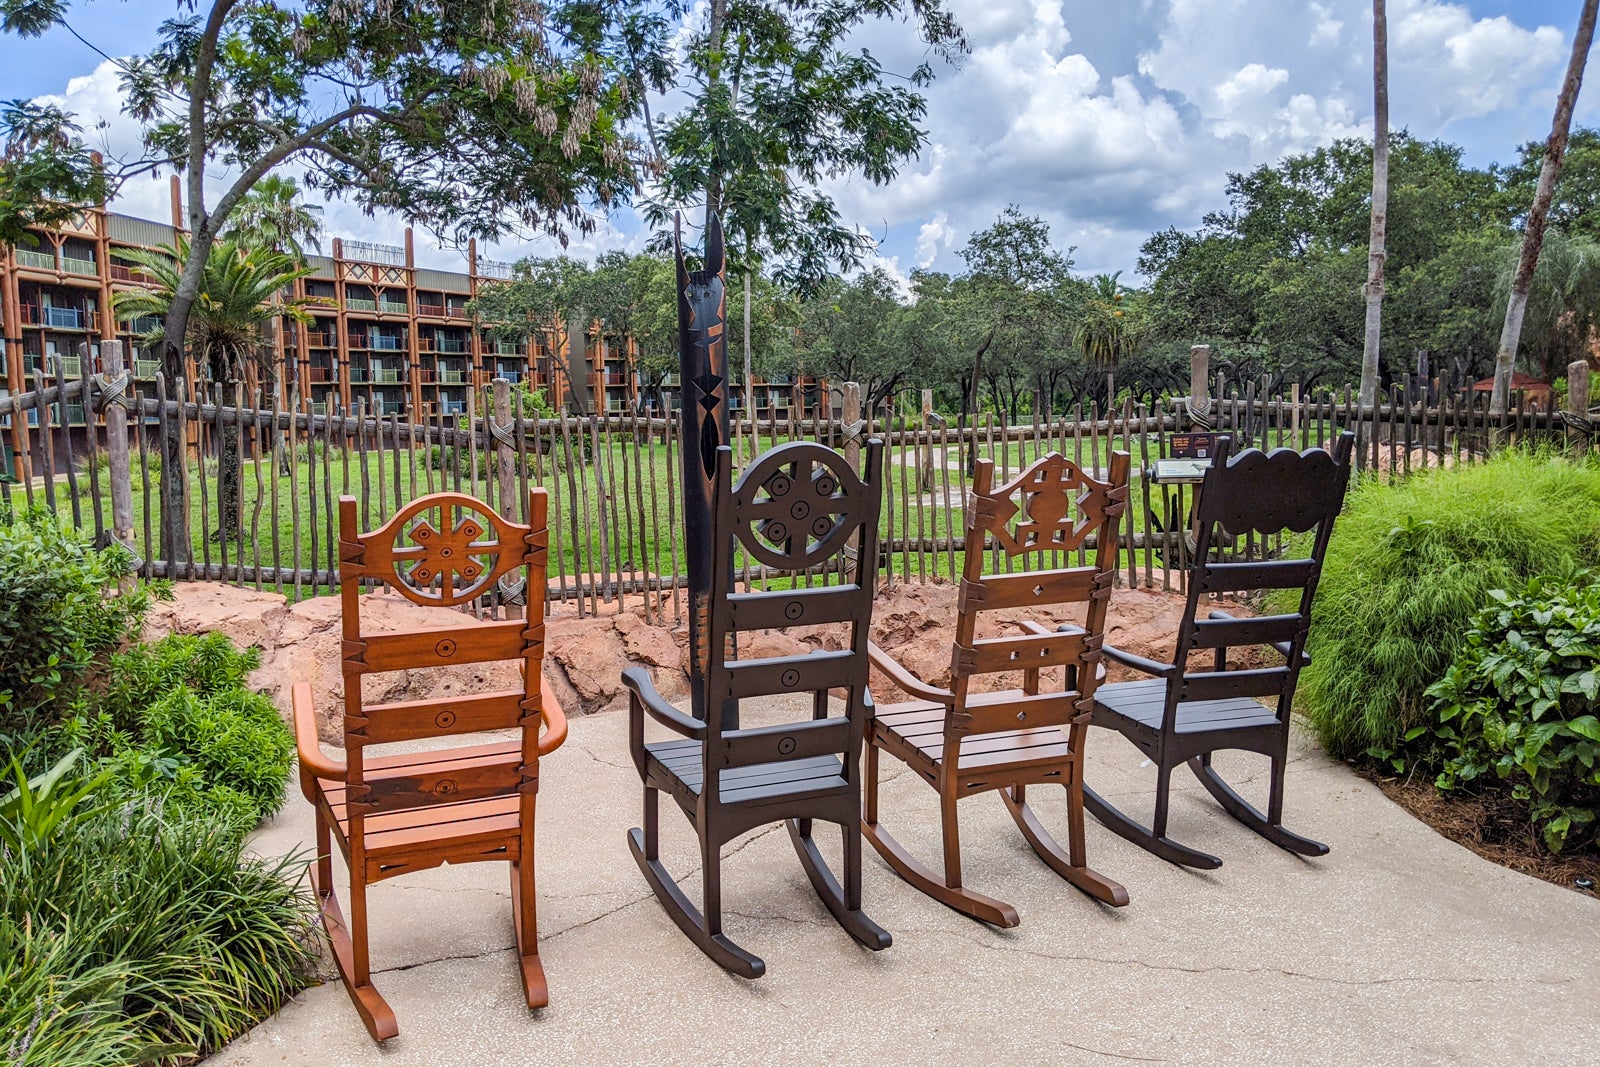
[89,372,133,412]
[1184,397,1214,430]
[1559,409,1595,433]
[486,414,519,450]
[838,418,869,448]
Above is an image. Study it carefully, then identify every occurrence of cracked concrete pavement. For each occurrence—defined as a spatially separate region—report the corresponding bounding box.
[211,696,1600,1066]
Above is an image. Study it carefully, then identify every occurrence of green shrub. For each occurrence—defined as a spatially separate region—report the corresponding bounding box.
[70,632,294,824]
[0,509,156,729]
[1292,450,1600,758]
[1419,576,1600,852]
[1,798,320,1060]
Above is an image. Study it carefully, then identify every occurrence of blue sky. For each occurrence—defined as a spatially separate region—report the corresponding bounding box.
[1,1,1596,282]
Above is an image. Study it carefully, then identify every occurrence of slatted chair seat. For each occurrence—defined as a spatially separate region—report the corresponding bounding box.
[1084,433,1355,871]
[627,440,891,978]
[874,701,1078,776]
[292,491,566,1042]
[1091,678,1282,735]
[646,739,849,803]
[866,450,1133,928]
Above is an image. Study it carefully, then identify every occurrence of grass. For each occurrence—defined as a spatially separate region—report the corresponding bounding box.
[1288,449,1600,759]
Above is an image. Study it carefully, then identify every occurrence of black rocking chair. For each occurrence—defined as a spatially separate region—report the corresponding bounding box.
[625,439,890,977]
[1084,432,1355,869]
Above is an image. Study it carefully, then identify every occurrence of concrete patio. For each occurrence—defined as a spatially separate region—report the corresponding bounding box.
[212,697,1600,1066]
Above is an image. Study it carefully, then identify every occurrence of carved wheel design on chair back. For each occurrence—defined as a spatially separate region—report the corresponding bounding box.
[1084,433,1355,869]
[292,491,568,1041]
[625,439,890,977]
[866,451,1132,926]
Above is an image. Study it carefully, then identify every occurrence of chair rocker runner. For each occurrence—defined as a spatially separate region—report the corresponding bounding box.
[867,450,1132,926]
[292,491,568,1041]
[1084,433,1355,869]
[626,440,890,977]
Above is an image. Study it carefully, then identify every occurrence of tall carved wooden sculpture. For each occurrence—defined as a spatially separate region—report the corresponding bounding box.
[1086,433,1355,868]
[867,451,1131,925]
[292,491,568,1041]
[625,441,891,977]
[675,211,734,729]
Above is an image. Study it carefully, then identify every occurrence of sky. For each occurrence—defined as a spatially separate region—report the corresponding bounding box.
[1,0,1596,285]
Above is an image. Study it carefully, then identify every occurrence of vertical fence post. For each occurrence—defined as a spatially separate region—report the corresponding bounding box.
[1188,344,1212,430]
[843,381,862,470]
[102,340,135,557]
[920,388,934,491]
[1568,359,1592,458]
[492,377,522,619]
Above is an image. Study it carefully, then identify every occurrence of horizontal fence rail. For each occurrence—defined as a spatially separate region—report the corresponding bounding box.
[2,351,1595,622]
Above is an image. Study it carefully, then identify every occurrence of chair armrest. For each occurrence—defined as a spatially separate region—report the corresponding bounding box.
[1020,621,1086,637]
[1207,609,1310,666]
[622,666,706,739]
[291,682,345,786]
[536,673,569,755]
[1100,643,1178,679]
[867,641,953,705]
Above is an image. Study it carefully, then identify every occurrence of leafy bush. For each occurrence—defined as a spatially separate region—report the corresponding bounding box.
[2,798,319,1060]
[69,632,294,825]
[1291,451,1600,757]
[1419,577,1600,852]
[0,508,156,728]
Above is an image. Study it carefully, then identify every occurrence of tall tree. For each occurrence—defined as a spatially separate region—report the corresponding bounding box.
[1491,0,1599,414]
[1074,272,1147,406]
[1,0,642,561]
[114,236,317,539]
[223,176,323,261]
[1360,0,1389,408]
[639,0,965,417]
[467,256,590,412]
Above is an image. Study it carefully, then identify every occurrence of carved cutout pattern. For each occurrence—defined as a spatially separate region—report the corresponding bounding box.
[977,453,1115,556]
[732,443,866,569]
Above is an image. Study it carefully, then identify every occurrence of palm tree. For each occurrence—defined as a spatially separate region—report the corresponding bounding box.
[223,176,324,261]
[116,236,316,540]
[1074,272,1147,407]
[1492,0,1599,415]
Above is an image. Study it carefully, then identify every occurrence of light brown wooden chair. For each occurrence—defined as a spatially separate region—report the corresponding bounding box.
[866,451,1131,926]
[292,491,567,1042]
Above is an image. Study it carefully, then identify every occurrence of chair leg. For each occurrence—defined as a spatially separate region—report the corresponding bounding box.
[1189,753,1329,857]
[788,817,891,950]
[309,820,398,1042]
[628,789,766,979]
[862,772,1020,928]
[1001,782,1128,907]
[510,815,549,1009]
[1081,781,1223,871]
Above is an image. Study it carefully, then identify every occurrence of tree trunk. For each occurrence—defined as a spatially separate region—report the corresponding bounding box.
[704,0,730,232]
[217,417,242,542]
[743,268,754,452]
[962,327,995,475]
[1493,0,1599,415]
[1360,0,1389,410]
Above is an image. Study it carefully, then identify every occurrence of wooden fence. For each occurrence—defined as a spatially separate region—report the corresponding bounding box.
[2,344,1595,621]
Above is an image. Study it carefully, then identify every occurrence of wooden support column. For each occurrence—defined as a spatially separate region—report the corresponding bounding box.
[843,381,862,470]
[1568,359,1592,458]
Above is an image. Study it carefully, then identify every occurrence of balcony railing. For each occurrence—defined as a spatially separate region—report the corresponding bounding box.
[109,263,151,283]
[438,369,467,384]
[310,401,329,416]
[435,337,468,353]
[45,306,87,329]
[61,255,97,276]
[345,297,378,312]
[305,331,336,347]
[441,401,466,415]
[371,367,405,384]
[347,333,369,349]
[377,299,409,314]
[15,249,56,270]
[369,334,405,351]
[307,367,336,383]
[347,367,368,383]
[63,402,87,424]
[494,341,521,355]
[444,306,468,319]
[124,316,161,335]
[305,294,339,307]
[134,359,160,378]
[417,302,445,318]
[495,369,523,383]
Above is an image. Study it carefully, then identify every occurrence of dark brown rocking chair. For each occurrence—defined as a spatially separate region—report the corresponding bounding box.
[1085,432,1355,869]
[866,451,1132,926]
[292,491,568,1041]
[625,440,890,977]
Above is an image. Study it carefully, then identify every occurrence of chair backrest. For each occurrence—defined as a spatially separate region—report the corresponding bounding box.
[1164,432,1355,725]
[954,451,1130,735]
[694,439,884,785]
[335,490,549,819]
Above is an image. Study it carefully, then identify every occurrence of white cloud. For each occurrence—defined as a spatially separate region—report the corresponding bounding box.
[915,211,954,267]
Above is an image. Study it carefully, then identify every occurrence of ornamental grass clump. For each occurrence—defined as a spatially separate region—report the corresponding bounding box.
[1293,449,1600,758]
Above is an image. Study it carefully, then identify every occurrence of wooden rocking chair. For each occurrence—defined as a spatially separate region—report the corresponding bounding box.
[1084,433,1354,869]
[625,440,890,977]
[292,491,568,1041]
[866,450,1132,926]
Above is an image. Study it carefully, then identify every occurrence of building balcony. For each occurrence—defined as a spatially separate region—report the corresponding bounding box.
[310,401,329,416]
[370,366,405,384]
[61,255,97,276]
[435,337,468,353]
[494,341,521,356]
[109,263,152,283]
[438,369,467,384]
[444,306,468,319]
[347,333,370,349]
[345,297,378,312]
[377,299,409,315]
[417,302,444,318]
[63,402,87,424]
[134,359,160,379]
[495,369,523,383]
[307,366,336,383]
[305,294,338,308]
[369,334,405,351]
[15,249,56,270]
